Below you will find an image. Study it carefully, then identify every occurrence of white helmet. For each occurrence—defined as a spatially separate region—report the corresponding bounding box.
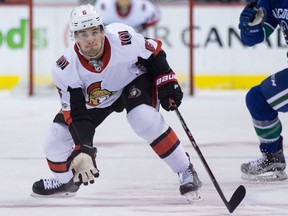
[70,4,104,38]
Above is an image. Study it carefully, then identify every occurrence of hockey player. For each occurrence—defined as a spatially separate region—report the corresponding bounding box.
[94,0,160,33]
[238,0,287,181]
[31,4,202,202]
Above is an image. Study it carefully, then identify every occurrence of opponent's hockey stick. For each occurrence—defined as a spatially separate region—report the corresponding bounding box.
[173,106,246,213]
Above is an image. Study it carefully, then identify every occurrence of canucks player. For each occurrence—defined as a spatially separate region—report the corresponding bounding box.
[239,0,287,181]
[31,4,202,202]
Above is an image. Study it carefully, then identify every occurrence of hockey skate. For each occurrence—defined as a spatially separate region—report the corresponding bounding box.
[241,148,287,181]
[31,178,80,197]
[178,163,202,203]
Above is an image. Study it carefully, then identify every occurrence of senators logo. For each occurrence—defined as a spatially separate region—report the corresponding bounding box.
[87,82,113,106]
[128,85,141,98]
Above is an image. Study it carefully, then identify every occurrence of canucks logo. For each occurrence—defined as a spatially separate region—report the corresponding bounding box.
[280,21,288,45]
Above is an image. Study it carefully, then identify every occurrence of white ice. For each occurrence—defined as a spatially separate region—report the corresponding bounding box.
[1,90,288,216]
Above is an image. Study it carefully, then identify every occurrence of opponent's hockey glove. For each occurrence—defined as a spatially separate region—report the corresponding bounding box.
[238,0,266,35]
[156,72,183,111]
[67,144,99,186]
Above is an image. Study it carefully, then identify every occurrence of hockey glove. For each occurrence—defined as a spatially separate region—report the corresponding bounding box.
[238,0,266,35]
[156,72,183,111]
[67,144,99,186]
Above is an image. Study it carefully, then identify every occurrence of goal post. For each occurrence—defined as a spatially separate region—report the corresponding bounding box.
[149,0,195,96]
[28,0,33,96]
[189,0,194,96]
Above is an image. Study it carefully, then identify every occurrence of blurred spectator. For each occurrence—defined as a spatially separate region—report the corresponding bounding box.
[149,0,246,3]
[194,0,246,2]
[94,0,161,33]
[0,0,28,3]
[79,0,96,4]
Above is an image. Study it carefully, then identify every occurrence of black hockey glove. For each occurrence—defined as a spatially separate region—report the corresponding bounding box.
[238,0,266,35]
[67,144,99,186]
[156,72,183,111]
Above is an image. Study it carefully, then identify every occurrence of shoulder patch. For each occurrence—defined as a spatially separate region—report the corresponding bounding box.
[56,55,69,70]
[118,31,132,46]
[145,40,155,52]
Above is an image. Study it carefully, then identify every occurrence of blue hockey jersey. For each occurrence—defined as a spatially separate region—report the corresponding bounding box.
[240,0,288,46]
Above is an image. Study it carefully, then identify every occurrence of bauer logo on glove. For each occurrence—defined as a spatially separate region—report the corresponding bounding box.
[156,72,183,111]
[156,72,177,87]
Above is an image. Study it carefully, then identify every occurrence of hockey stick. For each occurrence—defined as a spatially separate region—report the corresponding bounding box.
[173,106,246,213]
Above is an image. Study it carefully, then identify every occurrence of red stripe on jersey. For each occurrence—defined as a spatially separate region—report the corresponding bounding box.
[151,82,157,108]
[63,110,72,125]
[152,39,162,56]
[47,158,68,173]
[150,127,179,158]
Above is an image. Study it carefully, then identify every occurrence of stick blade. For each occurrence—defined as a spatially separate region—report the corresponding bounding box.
[227,185,246,213]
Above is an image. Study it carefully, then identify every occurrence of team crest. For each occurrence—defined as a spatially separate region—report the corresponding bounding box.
[118,31,132,46]
[87,82,113,106]
[128,85,141,98]
[56,55,69,70]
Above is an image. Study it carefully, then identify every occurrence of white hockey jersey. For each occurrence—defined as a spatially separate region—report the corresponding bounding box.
[52,23,162,111]
[94,0,160,32]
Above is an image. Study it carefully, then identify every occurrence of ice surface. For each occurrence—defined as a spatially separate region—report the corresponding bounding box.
[1,90,288,215]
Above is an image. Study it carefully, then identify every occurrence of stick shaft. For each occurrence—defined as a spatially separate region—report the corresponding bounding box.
[174,107,245,213]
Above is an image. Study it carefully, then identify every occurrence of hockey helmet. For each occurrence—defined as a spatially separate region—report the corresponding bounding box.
[70,4,104,38]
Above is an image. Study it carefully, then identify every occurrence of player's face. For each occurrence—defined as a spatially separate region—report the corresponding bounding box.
[75,27,104,58]
[117,0,131,8]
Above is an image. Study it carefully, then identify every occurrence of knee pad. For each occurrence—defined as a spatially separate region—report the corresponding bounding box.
[43,123,74,162]
[246,85,277,121]
[127,104,168,142]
